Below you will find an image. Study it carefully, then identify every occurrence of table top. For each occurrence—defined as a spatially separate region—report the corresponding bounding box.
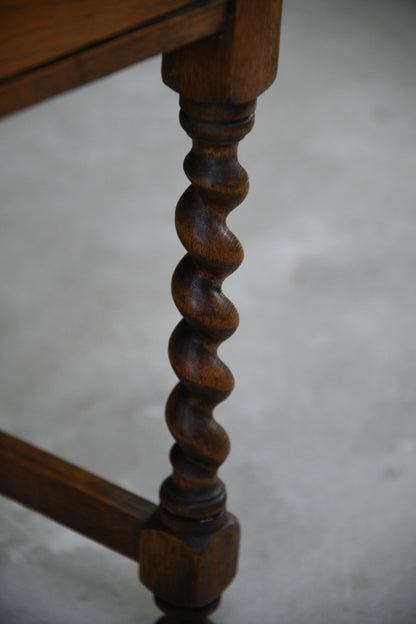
[0,0,227,117]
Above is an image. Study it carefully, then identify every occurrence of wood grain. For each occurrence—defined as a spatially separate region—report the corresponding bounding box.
[140,98,254,612]
[0,430,157,561]
[0,0,227,117]
[0,1,284,618]
[163,0,283,103]
[0,0,225,80]
[160,98,256,523]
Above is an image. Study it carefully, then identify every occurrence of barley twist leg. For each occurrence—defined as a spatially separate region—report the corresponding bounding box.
[160,98,255,523]
[140,99,256,613]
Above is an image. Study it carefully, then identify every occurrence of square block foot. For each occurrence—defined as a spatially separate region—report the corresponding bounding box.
[139,510,240,609]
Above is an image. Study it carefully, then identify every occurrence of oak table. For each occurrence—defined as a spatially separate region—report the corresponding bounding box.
[0,1,283,620]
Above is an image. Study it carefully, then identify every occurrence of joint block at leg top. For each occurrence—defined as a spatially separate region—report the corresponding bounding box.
[139,510,240,610]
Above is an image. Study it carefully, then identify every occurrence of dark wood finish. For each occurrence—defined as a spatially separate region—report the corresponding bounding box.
[140,2,283,616]
[0,0,224,80]
[140,99,254,610]
[141,509,239,610]
[0,0,227,117]
[161,98,256,523]
[0,430,156,561]
[0,1,283,620]
[163,0,283,103]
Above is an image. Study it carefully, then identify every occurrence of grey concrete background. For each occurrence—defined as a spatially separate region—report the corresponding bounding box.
[1,0,415,622]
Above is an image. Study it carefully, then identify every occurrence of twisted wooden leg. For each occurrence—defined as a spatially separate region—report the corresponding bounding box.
[139,98,256,614]
[161,97,255,522]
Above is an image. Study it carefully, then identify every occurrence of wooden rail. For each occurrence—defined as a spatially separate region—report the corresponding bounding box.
[0,430,157,561]
[0,0,228,117]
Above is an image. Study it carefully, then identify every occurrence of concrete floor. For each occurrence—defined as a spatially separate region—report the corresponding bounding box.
[1,1,415,622]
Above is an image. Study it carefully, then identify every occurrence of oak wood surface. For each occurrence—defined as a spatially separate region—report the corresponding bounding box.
[163,0,283,103]
[139,98,254,611]
[0,0,227,117]
[160,98,256,523]
[1,1,283,617]
[0,430,157,561]
[0,0,225,80]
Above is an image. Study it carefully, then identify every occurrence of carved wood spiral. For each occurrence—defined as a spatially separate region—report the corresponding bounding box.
[160,98,256,523]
